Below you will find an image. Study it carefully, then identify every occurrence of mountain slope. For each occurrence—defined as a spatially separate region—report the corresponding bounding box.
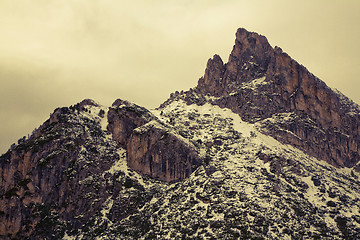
[161,28,360,169]
[0,99,201,239]
[1,28,360,239]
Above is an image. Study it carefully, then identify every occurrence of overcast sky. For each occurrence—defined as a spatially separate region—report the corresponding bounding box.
[1,0,360,154]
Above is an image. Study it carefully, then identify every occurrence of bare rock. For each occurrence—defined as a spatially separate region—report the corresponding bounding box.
[197,54,225,96]
[189,27,360,169]
[127,121,202,182]
[0,102,117,238]
[107,99,202,182]
[107,99,156,146]
[79,98,99,108]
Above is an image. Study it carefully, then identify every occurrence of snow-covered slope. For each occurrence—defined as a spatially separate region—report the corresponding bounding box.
[74,99,360,239]
[141,100,360,239]
[1,97,360,239]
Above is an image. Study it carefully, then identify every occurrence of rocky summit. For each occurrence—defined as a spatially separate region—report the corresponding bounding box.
[1,28,360,239]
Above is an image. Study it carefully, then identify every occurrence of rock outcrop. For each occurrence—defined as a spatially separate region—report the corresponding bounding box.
[0,98,203,238]
[0,101,119,238]
[127,121,201,183]
[107,99,156,146]
[107,99,202,182]
[168,27,360,169]
[197,28,273,97]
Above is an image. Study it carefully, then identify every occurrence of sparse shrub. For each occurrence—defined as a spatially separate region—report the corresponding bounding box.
[99,109,105,117]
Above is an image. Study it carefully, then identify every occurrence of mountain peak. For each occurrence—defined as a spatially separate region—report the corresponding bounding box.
[183,27,360,169]
[197,28,273,97]
[2,27,360,239]
[235,27,272,52]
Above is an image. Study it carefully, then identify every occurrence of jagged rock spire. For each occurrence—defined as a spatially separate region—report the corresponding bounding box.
[197,28,273,96]
[197,54,225,96]
[194,27,360,168]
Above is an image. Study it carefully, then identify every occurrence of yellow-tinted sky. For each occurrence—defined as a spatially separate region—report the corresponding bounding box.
[1,0,360,153]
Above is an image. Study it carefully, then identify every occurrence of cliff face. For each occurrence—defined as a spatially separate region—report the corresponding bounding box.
[107,99,156,147]
[127,121,201,183]
[107,99,202,182]
[187,28,360,168]
[0,101,120,238]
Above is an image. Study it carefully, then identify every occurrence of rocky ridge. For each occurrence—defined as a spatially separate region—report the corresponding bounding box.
[1,27,360,239]
[0,98,202,238]
[161,27,360,170]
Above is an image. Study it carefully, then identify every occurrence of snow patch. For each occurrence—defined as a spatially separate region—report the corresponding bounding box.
[102,148,127,177]
[240,76,267,90]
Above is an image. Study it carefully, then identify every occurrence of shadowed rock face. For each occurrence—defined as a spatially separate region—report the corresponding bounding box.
[0,102,118,239]
[165,28,360,169]
[127,122,201,183]
[107,99,156,147]
[108,99,202,182]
